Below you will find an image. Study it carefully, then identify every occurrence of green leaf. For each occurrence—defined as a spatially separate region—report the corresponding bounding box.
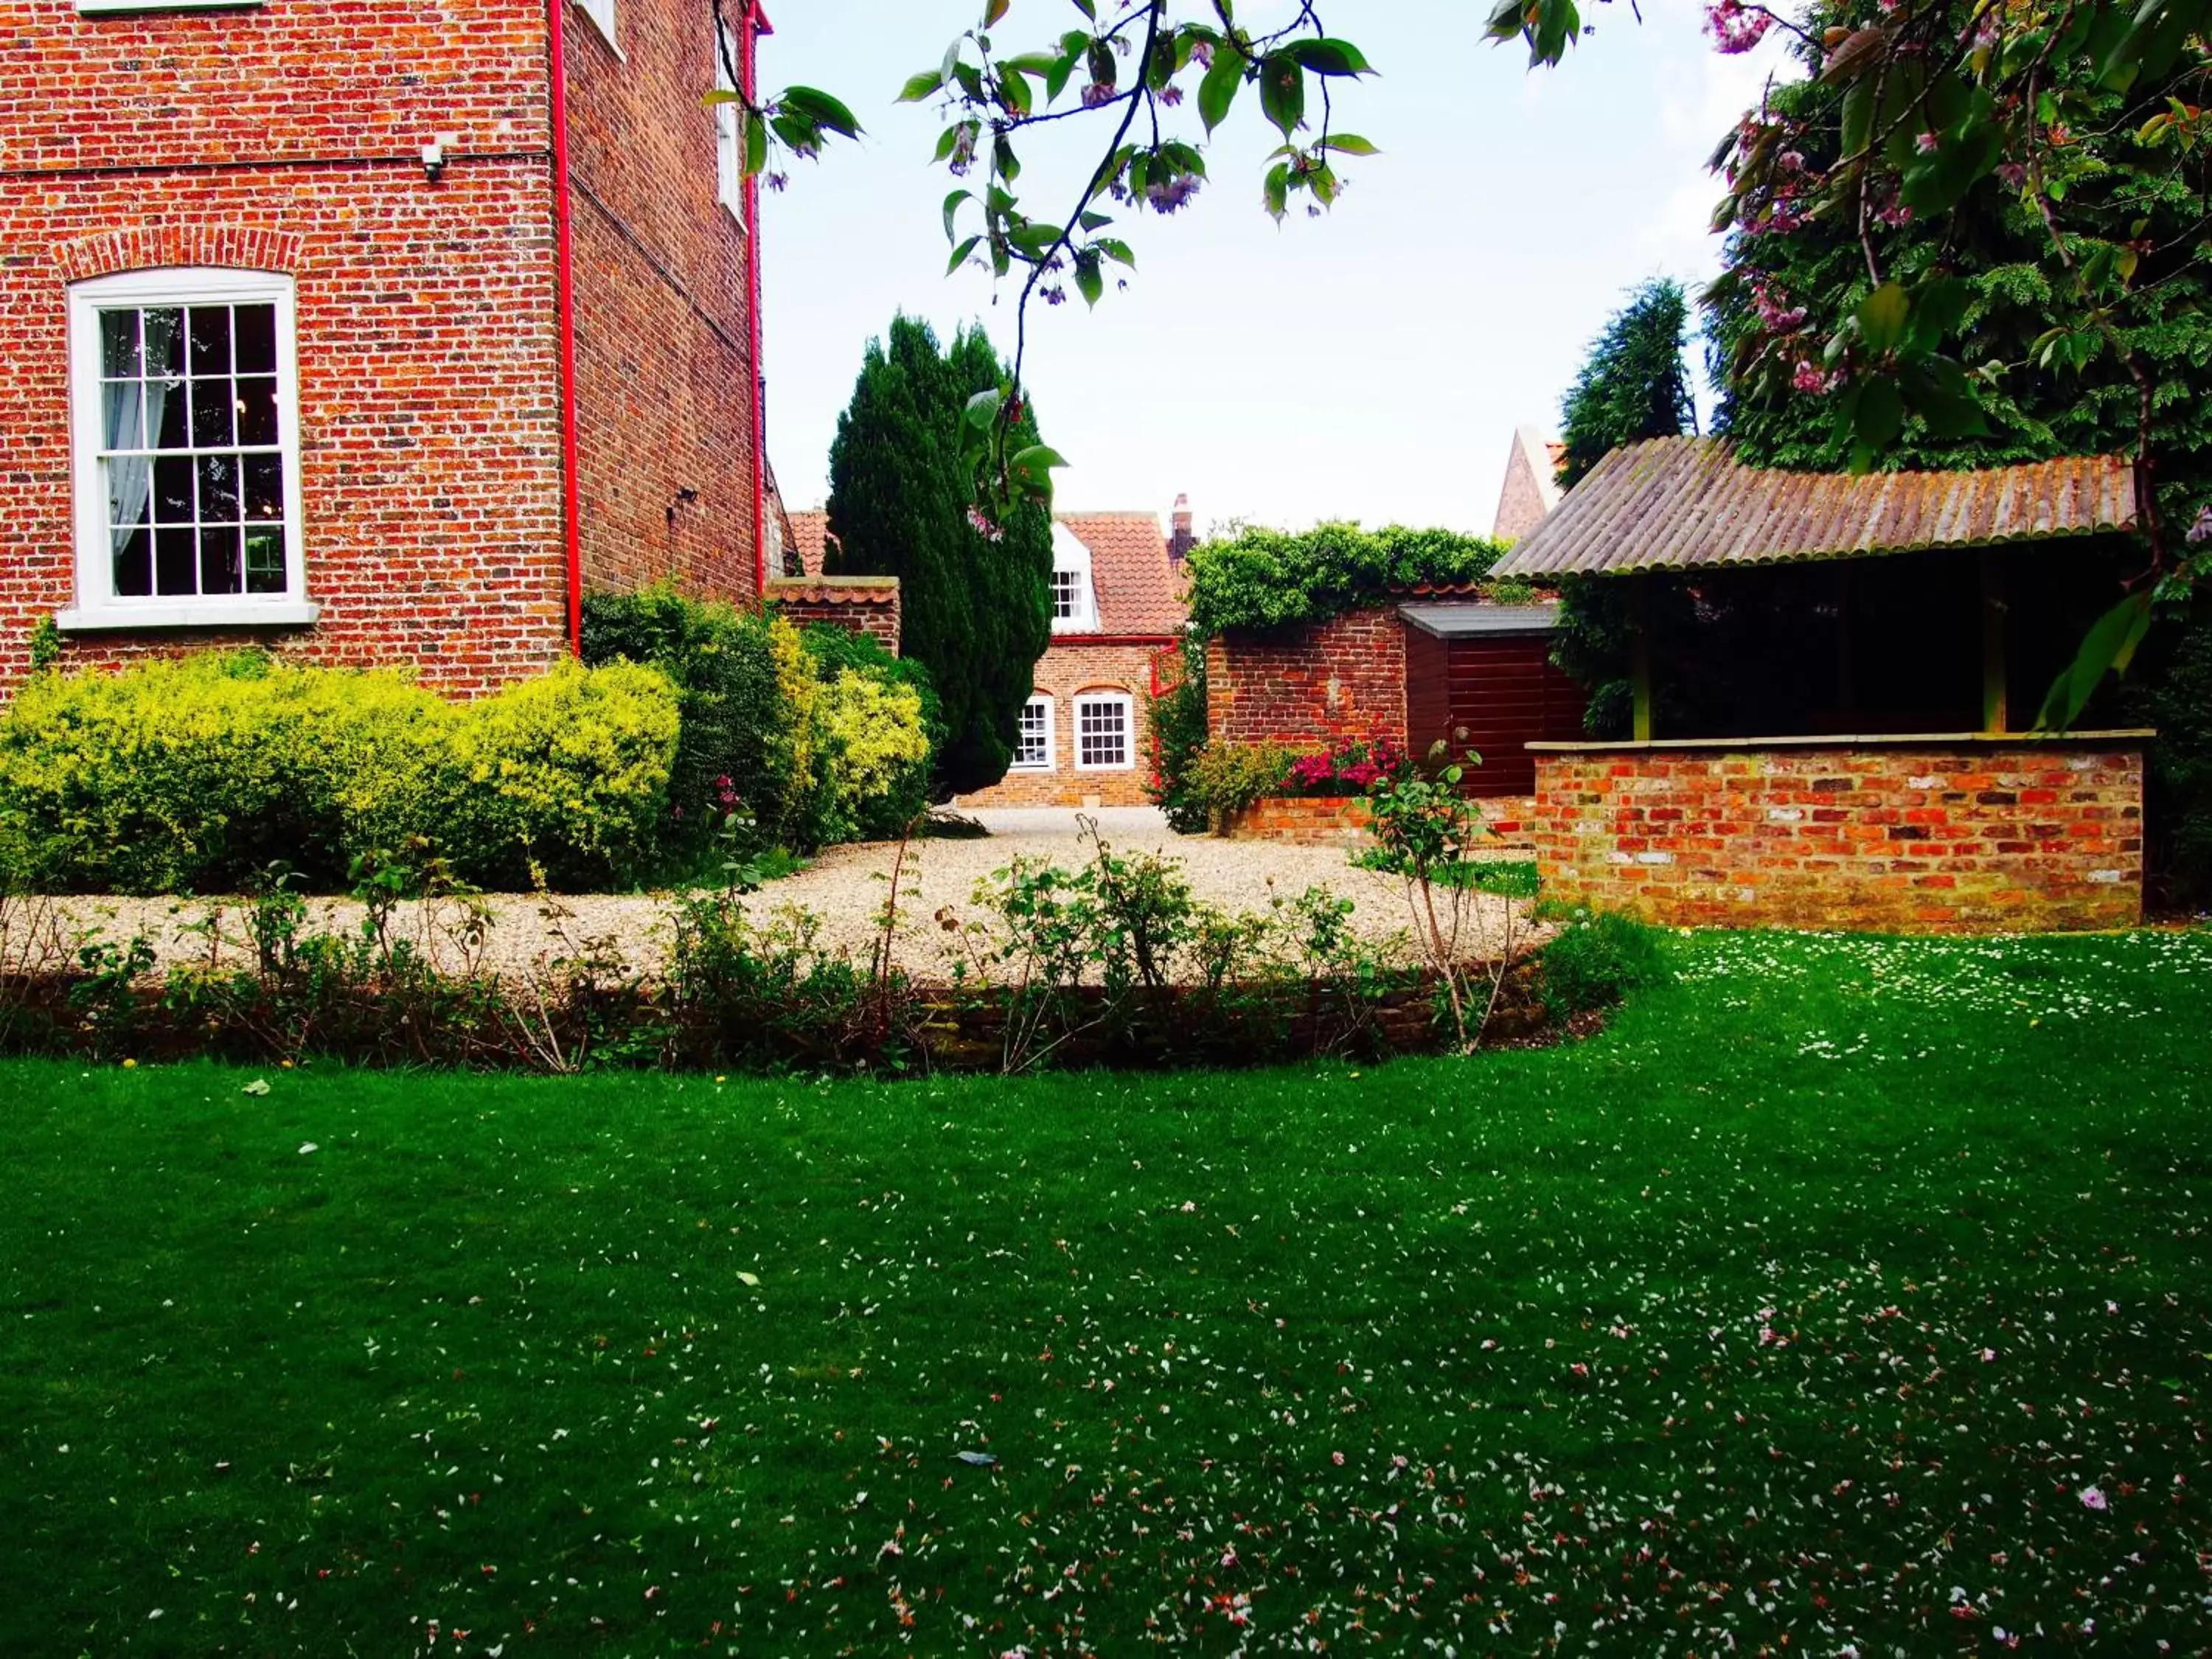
[2036,590,2155,731]
[1839,79,1874,160]
[1905,277,1972,355]
[778,86,863,140]
[984,0,1010,26]
[743,112,768,178]
[1198,43,1245,133]
[1321,133,1379,156]
[1074,254,1104,308]
[898,69,944,104]
[1850,374,1903,456]
[1258,52,1304,139]
[1045,46,1078,103]
[1093,237,1135,268]
[1262,161,1290,221]
[1898,357,1991,437]
[1857,282,1911,354]
[942,188,971,242]
[946,234,981,274]
[962,388,1004,434]
[1284,37,1373,77]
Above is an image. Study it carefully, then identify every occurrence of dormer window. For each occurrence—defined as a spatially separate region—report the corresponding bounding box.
[1048,522,1097,634]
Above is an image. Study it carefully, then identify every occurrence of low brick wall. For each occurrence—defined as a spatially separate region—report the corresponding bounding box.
[1220,795,1374,845]
[765,576,900,654]
[1220,793,1540,849]
[1532,733,2150,934]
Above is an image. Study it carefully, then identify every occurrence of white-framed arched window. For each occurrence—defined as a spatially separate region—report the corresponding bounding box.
[62,267,313,630]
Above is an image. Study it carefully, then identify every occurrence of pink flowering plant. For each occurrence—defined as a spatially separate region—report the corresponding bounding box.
[1281,732,1412,798]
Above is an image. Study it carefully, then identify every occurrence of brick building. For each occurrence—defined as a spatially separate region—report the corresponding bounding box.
[0,0,778,698]
[962,509,1189,810]
[787,502,1192,810]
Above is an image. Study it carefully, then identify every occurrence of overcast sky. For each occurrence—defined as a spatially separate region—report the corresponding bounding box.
[759,1,1795,536]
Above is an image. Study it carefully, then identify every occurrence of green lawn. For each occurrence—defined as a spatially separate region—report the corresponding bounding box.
[4,931,2209,1657]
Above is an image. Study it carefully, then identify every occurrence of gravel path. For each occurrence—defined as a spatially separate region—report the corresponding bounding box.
[21,809,1532,984]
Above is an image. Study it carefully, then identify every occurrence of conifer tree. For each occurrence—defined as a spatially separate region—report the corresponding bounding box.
[1556,278,1697,490]
[824,316,1052,796]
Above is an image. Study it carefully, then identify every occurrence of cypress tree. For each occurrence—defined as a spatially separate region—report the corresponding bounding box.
[824,316,1053,796]
[1556,277,1697,490]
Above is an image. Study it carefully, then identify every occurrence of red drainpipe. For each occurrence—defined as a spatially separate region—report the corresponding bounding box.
[549,0,584,655]
[744,4,772,598]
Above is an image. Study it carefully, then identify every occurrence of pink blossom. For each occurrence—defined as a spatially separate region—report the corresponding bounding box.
[1704,0,1775,54]
[1331,1450,1345,1465]
[2080,1484,2107,1511]
[1791,360,1831,395]
[1914,131,1940,154]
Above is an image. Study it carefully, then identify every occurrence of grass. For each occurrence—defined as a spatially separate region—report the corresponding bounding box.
[3,928,2209,1656]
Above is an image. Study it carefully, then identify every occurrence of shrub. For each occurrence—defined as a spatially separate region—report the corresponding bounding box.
[1284,732,1412,796]
[1538,909,1672,1018]
[581,584,789,859]
[1188,742,1296,822]
[0,652,446,893]
[1145,636,1210,835]
[809,669,933,844]
[0,652,680,894]
[434,658,682,891]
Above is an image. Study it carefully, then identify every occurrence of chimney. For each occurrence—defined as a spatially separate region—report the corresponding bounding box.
[1168,493,1196,564]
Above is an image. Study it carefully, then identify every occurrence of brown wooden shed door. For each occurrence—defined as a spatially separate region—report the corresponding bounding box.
[1406,630,1587,797]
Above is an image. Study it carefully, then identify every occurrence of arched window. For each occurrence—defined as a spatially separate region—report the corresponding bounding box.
[63,268,310,630]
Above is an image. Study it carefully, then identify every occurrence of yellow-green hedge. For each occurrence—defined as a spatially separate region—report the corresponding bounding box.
[0,653,679,894]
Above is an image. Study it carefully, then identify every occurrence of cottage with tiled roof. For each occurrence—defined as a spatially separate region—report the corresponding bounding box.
[959,501,1192,809]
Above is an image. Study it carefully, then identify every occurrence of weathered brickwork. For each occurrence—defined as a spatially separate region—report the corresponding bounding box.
[960,641,1164,809]
[0,0,760,699]
[0,170,566,696]
[566,0,758,602]
[1217,793,1536,849]
[765,577,900,655]
[1533,737,2147,934]
[1220,796,1374,846]
[1206,608,1408,751]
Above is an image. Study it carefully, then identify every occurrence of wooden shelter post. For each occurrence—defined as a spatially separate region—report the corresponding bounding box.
[1630,572,1654,741]
[1979,549,2008,734]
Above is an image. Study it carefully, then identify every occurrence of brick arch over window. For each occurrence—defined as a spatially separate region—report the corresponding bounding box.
[52,226,306,285]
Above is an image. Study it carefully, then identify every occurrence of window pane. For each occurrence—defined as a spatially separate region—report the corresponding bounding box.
[111,525,152,597]
[154,527,198,596]
[233,305,276,375]
[243,528,286,594]
[142,308,184,378]
[153,455,195,524]
[150,380,189,451]
[100,379,143,452]
[187,305,232,376]
[100,310,139,378]
[199,526,243,596]
[235,378,279,447]
[190,379,234,448]
[196,454,240,524]
[243,453,285,522]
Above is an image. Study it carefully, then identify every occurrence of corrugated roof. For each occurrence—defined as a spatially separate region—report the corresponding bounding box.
[1398,602,1561,639]
[1058,512,1187,636]
[1493,437,2135,578]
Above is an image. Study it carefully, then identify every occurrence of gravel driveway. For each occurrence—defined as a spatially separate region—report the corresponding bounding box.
[25,809,1532,984]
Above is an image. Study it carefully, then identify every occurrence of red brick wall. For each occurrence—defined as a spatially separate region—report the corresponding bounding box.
[1206,608,1408,751]
[960,641,1164,809]
[0,0,566,697]
[766,577,900,655]
[1220,793,1537,848]
[566,0,758,603]
[1534,737,2147,933]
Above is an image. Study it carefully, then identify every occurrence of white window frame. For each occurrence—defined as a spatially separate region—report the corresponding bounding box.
[1073,692,1135,773]
[714,21,745,219]
[1048,521,1099,634]
[1012,693,1055,772]
[576,0,619,53]
[61,267,315,633]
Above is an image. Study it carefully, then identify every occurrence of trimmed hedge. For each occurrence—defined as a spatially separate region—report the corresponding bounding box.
[0,653,679,895]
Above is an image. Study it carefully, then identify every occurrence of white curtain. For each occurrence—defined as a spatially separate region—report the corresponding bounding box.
[102,309,175,552]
